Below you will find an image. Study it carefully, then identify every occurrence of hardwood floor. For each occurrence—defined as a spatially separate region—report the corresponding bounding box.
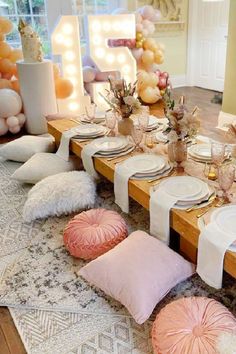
[0,87,222,353]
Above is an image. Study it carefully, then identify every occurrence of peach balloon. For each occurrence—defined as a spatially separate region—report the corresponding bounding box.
[0,17,13,34]
[155,54,164,65]
[140,5,155,20]
[136,23,143,33]
[143,38,157,51]
[0,118,8,135]
[137,70,150,90]
[148,72,159,87]
[0,42,11,59]
[55,78,74,99]
[0,33,5,41]
[8,49,23,63]
[10,65,18,78]
[0,58,13,74]
[142,29,149,38]
[11,80,20,93]
[0,78,12,89]
[2,72,12,80]
[139,86,161,104]
[141,50,154,65]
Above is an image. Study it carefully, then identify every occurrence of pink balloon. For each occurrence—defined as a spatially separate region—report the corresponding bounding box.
[158,77,168,90]
[161,71,169,79]
[140,5,155,20]
[131,48,144,61]
[150,10,161,22]
[155,69,161,77]
[82,55,96,68]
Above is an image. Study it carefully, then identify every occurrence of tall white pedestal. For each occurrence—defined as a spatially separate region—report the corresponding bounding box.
[17,60,57,135]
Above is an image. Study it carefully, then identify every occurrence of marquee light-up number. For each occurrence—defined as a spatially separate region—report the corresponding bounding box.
[52,16,91,114]
[87,14,137,110]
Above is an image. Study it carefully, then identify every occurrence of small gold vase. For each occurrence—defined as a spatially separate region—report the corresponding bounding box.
[118,117,134,136]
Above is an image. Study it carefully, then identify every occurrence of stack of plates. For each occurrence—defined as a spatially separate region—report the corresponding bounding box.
[92,137,135,158]
[198,205,236,252]
[155,131,168,143]
[159,176,212,209]
[188,144,212,162]
[134,115,161,132]
[72,124,108,139]
[118,154,171,180]
[80,111,106,124]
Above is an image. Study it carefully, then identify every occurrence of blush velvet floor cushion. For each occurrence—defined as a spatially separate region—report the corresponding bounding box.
[152,297,236,354]
[63,208,128,259]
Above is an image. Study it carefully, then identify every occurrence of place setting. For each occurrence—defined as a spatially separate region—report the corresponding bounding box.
[81,136,135,179]
[150,175,214,244]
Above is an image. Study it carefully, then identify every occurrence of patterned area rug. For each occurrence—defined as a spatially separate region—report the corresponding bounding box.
[0,159,236,354]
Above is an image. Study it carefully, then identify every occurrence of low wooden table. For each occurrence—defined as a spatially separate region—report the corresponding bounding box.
[48,119,236,279]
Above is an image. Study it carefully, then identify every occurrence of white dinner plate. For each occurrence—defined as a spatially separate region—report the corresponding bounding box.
[160,176,204,199]
[156,131,168,143]
[121,154,166,173]
[211,205,236,237]
[198,209,236,252]
[188,144,212,159]
[93,137,127,152]
[73,124,105,136]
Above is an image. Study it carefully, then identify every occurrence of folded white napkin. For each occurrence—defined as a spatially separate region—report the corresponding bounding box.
[150,188,177,244]
[114,163,142,213]
[197,222,236,289]
[81,143,100,179]
[56,130,78,161]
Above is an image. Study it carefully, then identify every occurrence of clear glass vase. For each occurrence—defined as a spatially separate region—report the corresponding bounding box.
[168,140,187,172]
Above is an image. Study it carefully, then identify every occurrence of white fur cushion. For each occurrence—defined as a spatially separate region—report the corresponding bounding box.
[11,152,82,184]
[23,171,96,222]
[0,135,55,162]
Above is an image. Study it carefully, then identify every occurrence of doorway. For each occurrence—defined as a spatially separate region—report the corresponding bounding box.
[187,0,230,92]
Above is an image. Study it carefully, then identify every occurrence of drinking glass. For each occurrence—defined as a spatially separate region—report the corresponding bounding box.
[145,132,156,153]
[218,164,235,203]
[85,103,96,123]
[105,112,117,136]
[138,107,150,132]
[211,142,225,166]
[131,126,143,151]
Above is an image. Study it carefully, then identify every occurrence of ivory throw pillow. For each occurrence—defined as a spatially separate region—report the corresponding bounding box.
[79,231,195,324]
[0,135,55,162]
[23,171,96,222]
[11,152,82,184]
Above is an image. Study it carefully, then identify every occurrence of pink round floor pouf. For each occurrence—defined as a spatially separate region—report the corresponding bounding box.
[152,297,236,354]
[63,208,128,260]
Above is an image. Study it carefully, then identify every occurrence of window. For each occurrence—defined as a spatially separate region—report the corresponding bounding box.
[0,0,121,55]
[72,0,119,44]
[0,0,50,55]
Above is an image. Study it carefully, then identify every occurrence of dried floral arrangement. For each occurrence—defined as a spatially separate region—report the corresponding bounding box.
[101,77,143,119]
[163,88,200,142]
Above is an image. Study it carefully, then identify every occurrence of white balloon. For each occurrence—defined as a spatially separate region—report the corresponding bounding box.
[16,113,26,126]
[6,116,19,128]
[142,29,149,38]
[136,23,143,32]
[9,124,21,134]
[0,89,22,118]
[150,10,161,22]
[131,48,144,61]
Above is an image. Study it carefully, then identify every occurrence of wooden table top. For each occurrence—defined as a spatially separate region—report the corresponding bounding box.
[48,118,236,279]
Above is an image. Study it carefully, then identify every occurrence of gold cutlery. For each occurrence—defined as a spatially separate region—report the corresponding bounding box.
[147,169,175,184]
[196,199,224,218]
[107,153,133,162]
[186,193,215,213]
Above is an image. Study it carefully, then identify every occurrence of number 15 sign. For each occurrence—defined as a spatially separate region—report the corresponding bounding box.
[52,14,137,114]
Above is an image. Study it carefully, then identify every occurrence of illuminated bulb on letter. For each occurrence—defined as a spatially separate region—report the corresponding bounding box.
[65,38,73,47]
[69,77,78,86]
[93,35,102,45]
[62,23,73,35]
[69,102,79,111]
[112,21,121,31]
[106,54,114,63]
[103,21,111,31]
[55,34,64,44]
[95,48,105,58]
[117,54,125,63]
[123,65,130,73]
[65,50,75,61]
[66,64,77,75]
[92,21,101,32]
